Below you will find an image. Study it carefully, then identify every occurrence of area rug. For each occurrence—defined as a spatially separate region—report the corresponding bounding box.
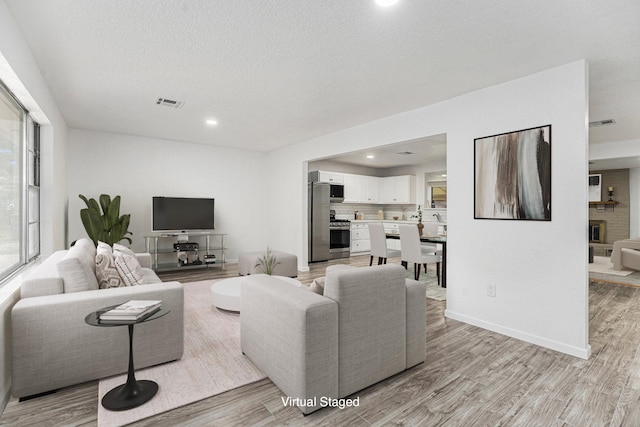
[403,269,446,301]
[588,256,633,276]
[97,280,266,427]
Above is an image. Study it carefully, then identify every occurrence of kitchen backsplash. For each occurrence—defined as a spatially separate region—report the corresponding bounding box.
[331,203,447,222]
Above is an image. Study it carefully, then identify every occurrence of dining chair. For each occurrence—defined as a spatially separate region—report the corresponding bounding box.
[420,222,442,257]
[368,222,400,266]
[399,224,441,284]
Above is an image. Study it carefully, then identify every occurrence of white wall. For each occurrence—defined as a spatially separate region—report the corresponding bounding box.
[0,1,68,255]
[66,129,270,262]
[0,0,69,413]
[267,61,590,358]
[630,168,640,238]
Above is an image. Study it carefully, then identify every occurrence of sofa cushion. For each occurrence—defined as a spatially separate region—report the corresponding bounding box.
[309,277,325,295]
[113,251,144,286]
[114,243,137,258]
[74,238,97,274]
[21,250,67,298]
[96,243,124,289]
[141,268,161,284]
[57,243,100,293]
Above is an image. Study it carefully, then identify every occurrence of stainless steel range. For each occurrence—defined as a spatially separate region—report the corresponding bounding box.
[308,183,351,262]
[329,211,351,259]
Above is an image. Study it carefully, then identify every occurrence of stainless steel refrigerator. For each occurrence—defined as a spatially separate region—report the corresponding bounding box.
[308,182,330,262]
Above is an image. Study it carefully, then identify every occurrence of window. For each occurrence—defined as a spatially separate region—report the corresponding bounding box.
[0,81,40,283]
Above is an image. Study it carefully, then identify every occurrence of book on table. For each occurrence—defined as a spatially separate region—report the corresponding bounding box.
[99,300,162,321]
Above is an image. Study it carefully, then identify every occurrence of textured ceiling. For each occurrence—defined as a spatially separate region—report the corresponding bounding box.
[4,0,640,161]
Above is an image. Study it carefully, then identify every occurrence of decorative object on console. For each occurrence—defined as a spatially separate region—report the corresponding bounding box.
[474,124,551,221]
[78,194,132,246]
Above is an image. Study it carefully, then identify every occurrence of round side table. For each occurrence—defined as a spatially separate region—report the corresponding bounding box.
[85,305,169,411]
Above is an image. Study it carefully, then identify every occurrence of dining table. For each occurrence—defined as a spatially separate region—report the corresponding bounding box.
[385,233,447,288]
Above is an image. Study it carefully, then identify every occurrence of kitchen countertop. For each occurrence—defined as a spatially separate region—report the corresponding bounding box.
[350,219,446,225]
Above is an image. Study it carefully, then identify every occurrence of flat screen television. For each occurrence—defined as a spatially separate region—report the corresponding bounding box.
[152,197,215,232]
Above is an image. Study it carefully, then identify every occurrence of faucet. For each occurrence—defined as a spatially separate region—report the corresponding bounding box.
[433,212,443,222]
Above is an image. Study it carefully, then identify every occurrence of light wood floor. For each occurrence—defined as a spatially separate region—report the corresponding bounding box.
[2,255,640,426]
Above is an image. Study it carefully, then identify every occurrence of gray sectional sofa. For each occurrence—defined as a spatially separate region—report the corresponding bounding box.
[11,239,184,399]
[240,264,426,414]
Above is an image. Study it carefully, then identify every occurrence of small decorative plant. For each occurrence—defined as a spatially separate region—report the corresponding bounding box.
[255,247,279,275]
[411,205,423,223]
[79,194,132,246]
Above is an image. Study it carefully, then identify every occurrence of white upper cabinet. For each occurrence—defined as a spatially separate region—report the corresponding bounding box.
[343,173,363,203]
[343,174,382,203]
[342,174,414,204]
[379,175,415,204]
[310,170,344,184]
[363,176,378,203]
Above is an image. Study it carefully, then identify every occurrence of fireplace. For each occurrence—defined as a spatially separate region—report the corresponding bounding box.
[589,220,606,243]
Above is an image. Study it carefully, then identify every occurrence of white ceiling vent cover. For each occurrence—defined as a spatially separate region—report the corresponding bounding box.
[156,98,184,109]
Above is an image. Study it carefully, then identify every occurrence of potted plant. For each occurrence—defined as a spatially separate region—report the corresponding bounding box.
[411,205,424,236]
[255,247,280,275]
[79,194,133,246]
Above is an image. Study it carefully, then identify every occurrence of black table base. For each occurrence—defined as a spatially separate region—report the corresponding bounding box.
[102,323,158,411]
[102,379,158,411]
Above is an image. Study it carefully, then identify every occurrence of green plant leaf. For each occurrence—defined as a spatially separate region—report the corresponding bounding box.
[106,196,121,228]
[78,194,133,246]
[80,207,103,246]
[99,194,111,215]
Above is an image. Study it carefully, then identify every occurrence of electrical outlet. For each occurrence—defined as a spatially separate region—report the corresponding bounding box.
[487,283,496,297]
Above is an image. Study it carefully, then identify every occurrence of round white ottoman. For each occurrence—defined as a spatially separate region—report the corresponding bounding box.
[211,275,301,312]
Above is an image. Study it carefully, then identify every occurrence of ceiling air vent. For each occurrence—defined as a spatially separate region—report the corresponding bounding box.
[156,98,184,109]
[589,119,616,127]
[396,151,415,155]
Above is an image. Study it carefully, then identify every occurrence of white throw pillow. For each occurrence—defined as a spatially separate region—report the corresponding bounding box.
[309,277,325,295]
[57,244,100,293]
[113,251,144,286]
[96,244,123,289]
[97,241,112,254]
[113,243,136,258]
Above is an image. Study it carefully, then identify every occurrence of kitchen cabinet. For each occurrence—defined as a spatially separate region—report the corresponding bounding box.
[343,174,379,203]
[379,175,415,204]
[309,170,344,184]
[363,176,379,202]
[343,173,363,203]
[351,223,371,254]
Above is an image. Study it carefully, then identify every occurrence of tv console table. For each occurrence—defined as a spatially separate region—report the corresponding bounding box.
[145,232,226,271]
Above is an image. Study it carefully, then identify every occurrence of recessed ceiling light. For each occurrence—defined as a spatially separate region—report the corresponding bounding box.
[366,155,375,159]
[441,174,447,177]
[205,119,218,126]
[375,0,399,6]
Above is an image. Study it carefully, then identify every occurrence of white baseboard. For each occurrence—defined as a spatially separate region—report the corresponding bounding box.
[444,309,592,360]
[298,265,310,273]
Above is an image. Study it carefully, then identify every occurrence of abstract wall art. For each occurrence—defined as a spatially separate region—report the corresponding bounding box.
[474,125,551,220]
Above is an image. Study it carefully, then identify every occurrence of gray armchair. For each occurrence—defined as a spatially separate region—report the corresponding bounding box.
[611,238,640,271]
[240,264,426,414]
